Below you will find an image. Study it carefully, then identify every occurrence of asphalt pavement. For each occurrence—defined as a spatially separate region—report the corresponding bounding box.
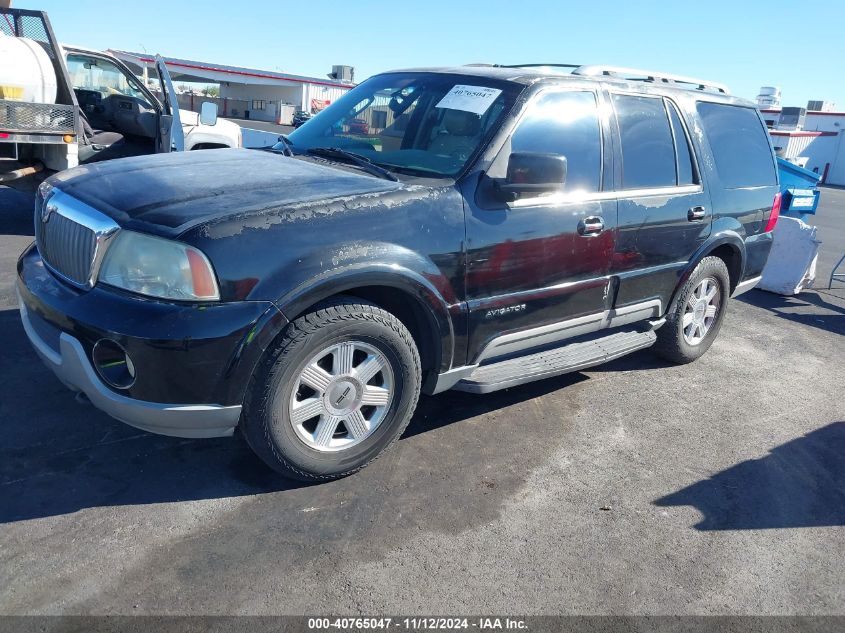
[0,183,842,616]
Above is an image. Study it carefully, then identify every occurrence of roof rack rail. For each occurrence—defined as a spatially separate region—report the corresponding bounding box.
[498,63,582,69]
[572,65,730,94]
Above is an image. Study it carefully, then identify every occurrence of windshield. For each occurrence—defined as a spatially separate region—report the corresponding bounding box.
[280,73,519,178]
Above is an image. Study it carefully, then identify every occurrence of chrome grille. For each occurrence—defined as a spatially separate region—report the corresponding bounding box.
[35,210,96,285]
[34,188,119,288]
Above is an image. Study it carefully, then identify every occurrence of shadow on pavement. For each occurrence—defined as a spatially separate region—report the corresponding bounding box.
[655,421,845,530]
[0,186,35,237]
[0,306,586,524]
[737,288,845,336]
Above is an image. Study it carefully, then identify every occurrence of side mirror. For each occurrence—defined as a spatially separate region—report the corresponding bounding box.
[495,152,567,200]
[199,101,218,126]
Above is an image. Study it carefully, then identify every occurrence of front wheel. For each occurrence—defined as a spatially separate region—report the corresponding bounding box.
[241,298,421,481]
[653,256,731,364]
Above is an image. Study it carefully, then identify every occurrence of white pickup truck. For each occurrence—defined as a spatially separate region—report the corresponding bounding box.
[1,8,240,187]
[64,44,242,158]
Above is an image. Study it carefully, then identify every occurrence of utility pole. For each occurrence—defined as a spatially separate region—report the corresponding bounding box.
[140,45,149,88]
[0,0,12,9]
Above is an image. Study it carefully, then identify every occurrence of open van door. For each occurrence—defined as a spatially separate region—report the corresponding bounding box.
[155,54,184,153]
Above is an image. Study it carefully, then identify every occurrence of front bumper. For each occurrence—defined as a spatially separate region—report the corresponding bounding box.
[17,243,288,438]
[20,295,241,438]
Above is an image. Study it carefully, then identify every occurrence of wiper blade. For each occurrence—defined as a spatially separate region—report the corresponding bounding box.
[276,134,294,156]
[260,134,295,155]
[377,163,445,178]
[306,147,398,182]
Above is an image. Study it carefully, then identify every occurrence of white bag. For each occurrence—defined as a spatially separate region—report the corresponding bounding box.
[759,216,821,295]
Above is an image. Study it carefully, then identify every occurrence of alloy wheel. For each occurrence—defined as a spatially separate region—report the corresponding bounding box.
[288,341,394,452]
[683,276,721,346]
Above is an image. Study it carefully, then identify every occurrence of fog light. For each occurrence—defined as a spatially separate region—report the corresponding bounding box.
[92,339,136,389]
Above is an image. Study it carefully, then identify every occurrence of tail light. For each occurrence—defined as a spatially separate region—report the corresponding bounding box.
[764,192,781,233]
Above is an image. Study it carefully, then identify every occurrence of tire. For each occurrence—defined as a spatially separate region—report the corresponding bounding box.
[241,298,421,481]
[653,256,731,364]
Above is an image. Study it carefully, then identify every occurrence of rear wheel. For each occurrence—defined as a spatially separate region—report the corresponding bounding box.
[241,298,421,481]
[653,256,730,364]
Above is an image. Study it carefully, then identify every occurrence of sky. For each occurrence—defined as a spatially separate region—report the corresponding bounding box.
[13,0,845,108]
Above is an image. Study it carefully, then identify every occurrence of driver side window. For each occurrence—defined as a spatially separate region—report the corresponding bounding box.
[66,54,151,106]
[509,90,603,193]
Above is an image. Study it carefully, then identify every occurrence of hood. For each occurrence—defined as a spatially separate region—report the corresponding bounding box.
[178,109,200,125]
[48,148,402,235]
[179,110,242,146]
[179,109,239,131]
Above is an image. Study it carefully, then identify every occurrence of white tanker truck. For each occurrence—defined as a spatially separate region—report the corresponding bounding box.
[1,7,241,189]
[0,8,80,186]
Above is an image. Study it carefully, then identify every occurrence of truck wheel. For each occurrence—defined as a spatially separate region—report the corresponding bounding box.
[242,298,421,481]
[653,256,731,364]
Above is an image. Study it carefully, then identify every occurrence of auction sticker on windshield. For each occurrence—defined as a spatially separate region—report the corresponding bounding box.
[436,85,503,115]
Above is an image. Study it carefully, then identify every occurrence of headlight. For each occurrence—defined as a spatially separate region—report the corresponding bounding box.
[98,231,220,301]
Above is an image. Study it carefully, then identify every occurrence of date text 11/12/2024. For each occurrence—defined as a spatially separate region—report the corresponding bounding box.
[307,617,528,630]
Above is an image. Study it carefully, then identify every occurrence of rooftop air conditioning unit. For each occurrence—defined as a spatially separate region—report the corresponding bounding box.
[756,86,781,108]
[328,65,355,83]
[807,100,835,112]
[778,107,807,131]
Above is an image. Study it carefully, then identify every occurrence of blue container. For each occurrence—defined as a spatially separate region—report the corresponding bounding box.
[783,187,820,213]
[776,157,821,215]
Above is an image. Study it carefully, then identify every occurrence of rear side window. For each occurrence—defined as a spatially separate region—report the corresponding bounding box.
[666,100,696,185]
[697,102,776,188]
[612,94,676,189]
[510,90,602,192]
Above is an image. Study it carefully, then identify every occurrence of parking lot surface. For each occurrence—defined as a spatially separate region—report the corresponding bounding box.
[0,184,842,615]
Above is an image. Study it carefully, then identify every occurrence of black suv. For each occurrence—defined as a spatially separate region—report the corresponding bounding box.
[292,110,312,128]
[17,64,780,480]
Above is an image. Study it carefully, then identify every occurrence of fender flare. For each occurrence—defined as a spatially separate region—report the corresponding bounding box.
[666,229,746,315]
[274,262,457,374]
[184,130,236,150]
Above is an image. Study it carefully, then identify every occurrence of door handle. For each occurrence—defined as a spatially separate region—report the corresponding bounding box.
[578,216,604,236]
[688,206,706,221]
